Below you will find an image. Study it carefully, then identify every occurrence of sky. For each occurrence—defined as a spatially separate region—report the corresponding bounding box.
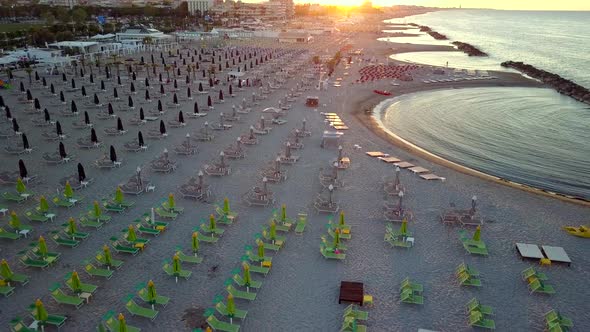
[288,0,590,11]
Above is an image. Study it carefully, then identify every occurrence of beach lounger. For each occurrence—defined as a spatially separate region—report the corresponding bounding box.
[29,248,60,264]
[320,245,346,260]
[2,271,29,286]
[400,278,423,293]
[19,255,49,269]
[0,228,21,240]
[400,288,424,305]
[340,316,367,332]
[464,244,489,256]
[25,312,67,329]
[104,315,141,332]
[111,241,140,255]
[545,310,573,329]
[233,274,262,289]
[216,302,247,319]
[51,288,84,309]
[85,263,113,279]
[79,216,103,229]
[248,264,270,276]
[95,252,124,270]
[126,299,159,321]
[295,213,307,234]
[65,278,98,294]
[528,278,556,294]
[155,207,177,219]
[137,288,170,307]
[162,263,192,280]
[24,211,49,223]
[52,197,75,208]
[226,285,256,301]
[521,267,548,281]
[197,232,219,243]
[343,304,369,321]
[2,192,27,203]
[51,234,80,248]
[469,310,496,330]
[0,283,15,297]
[245,250,272,263]
[201,223,225,236]
[161,201,184,214]
[457,271,482,287]
[207,315,240,332]
[176,250,203,264]
[456,262,480,277]
[466,298,494,315]
[135,223,160,236]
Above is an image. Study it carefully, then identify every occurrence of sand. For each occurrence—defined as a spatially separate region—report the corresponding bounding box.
[0,29,588,332]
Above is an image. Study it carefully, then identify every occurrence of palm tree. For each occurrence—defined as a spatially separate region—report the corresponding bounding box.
[24,67,33,84]
[110,54,122,77]
[164,65,171,80]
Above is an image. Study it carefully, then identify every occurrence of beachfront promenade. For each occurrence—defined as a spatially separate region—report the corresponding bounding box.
[0,32,589,331]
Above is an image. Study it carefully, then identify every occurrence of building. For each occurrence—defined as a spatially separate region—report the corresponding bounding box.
[115,25,173,44]
[278,32,312,43]
[38,0,78,8]
[187,0,214,15]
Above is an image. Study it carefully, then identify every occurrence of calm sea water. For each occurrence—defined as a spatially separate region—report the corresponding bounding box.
[386,10,590,87]
[381,87,590,199]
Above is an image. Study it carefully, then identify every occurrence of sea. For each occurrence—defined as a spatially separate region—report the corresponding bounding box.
[380,10,590,199]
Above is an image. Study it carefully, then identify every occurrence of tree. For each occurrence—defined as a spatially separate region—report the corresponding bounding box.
[40,11,55,26]
[55,31,73,42]
[72,8,87,24]
[56,7,70,23]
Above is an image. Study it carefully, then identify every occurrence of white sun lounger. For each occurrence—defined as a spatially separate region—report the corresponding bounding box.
[419,173,446,181]
[395,161,415,169]
[515,243,544,260]
[409,166,430,174]
[378,156,401,163]
[541,246,571,266]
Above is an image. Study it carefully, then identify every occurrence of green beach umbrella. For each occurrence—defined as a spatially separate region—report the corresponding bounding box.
[223,197,230,214]
[93,201,102,219]
[400,218,408,237]
[242,262,251,292]
[147,280,157,309]
[209,214,216,231]
[38,236,48,257]
[127,225,137,242]
[1,259,14,282]
[473,226,481,242]
[270,220,277,242]
[16,178,26,194]
[191,232,200,255]
[257,240,265,261]
[281,204,287,222]
[67,217,77,238]
[97,322,107,332]
[168,193,175,209]
[9,211,21,230]
[35,298,49,323]
[118,313,128,332]
[339,211,346,226]
[70,271,82,293]
[226,293,236,323]
[115,187,124,205]
[103,245,113,269]
[172,254,181,283]
[39,196,49,213]
[333,228,341,250]
[64,181,74,198]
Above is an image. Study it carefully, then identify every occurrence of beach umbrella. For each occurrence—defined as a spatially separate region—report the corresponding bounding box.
[12,118,19,133]
[209,214,216,232]
[168,193,175,210]
[192,231,200,255]
[257,240,265,261]
[193,101,199,114]
[5,106,11,120]
[118,313,128,332]
[209,77,213,88]
[22,133,30,150]
[157,99,163,113]
[113,87,118,99]
[145,89,150,101]
[202,70,206,78]
[34,299,49,329]
[160,84,165,95]
[229,84,233,96]
[198,82,203,92]
[172,254,181,283]
[223,197,230,214]
[94,93,100,105]
[270,220,277,243]
[109,145,117,163]
[178,111,184,124]
[71,100,78,114]
[77,163,86,182]
[71,78,76,89]
[242,262,252,292]
[333,228,341,250]
[9,212,21,230]
[159,120,166,135]
[173,93,178,105]
[16,178,26,194]
[117,117,124,131]
[91,128,98,144]
[90,73,94,84]
[130,82,135,93]
[49,82,56,94]
[127,225,137,242]
[93,200,102,220]
[174,79,178,90]
[470,196,478,215]
[103,245,113,269]
[108,103,114,115]
[62,72,67,82]
[117,76,122,85]
[115,187,124,205]
[18,159,28,179]
[281,204,287,222]
[38,236,48,257]
[473,226,482,242]
[132,72,137,81]
[147,280,157,309]
[64,181,74,199]
[227,293,236,323]
[138,131,145,147]
[34,98,41,111]
[139,107,145,121]
[69,271,82,294]
[56,121,63,137]
[145,77,150,88]
[400,218,408,237]
[59,142,67,159]
[339,211,346,227]
[394,166,401,188]
[128,96,134,108]
[186,75,190,85]
[20,83,26,94]
[159,72,163,82]
[39,196,49,213]
[81,86,87,97]
[0,259,14,283]
[100,80,105,91]
[60,91,65,103]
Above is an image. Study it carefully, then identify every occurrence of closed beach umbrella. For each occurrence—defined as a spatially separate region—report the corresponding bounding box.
[281,204,288,222]
[227,294,236,323]
[103,245,113,268]
[339,211,346,226]
[139,108,145,121]
[333,228,341,250]
[117,75,121,85]
[127,225,137,242]
[38,236,48,257]
[39,196,49,213]
[128,96,134,108]
[81,86,87,97]
[473,226,482,242]
[19,82,25,93]
[113,87,118,99]
[5,106,11,120]
[101,80,105,91]
[18,159,28,179]
[117,117,124,131]
[67,217,77,237]
[157,100,163,113]
[209,214,216,232]
[198,82,203,92]
[192,232,199,255]
[242,263,251,292]
[64,181,74,198]
[172,254,181,283]
[89,73,94,84]
[44,108,50,122]
[147,280,157,309]
[207,95,212,107]
[50,83,55,94]
[59,142,67,159]
[56,121,63,136]
[78,163,86,182]
[238,80,242,89]
[60,91,65,103]
[94,93,100,105]
[160,84,165,95]
[71,100,78,114]
[168,193,175,209]
[174,79,178,89]
[173,93,178,105]
[9,212,21,230]
[400,218,408,237]
[35,299,49,324]
[71,78,76,89]
[257,240,265,261]
[108,103,114,115]
[0,259,14,282]
[138,131,145,147]
[12,118,19,133]
[145,89,150,100]
[270,220,277,243]
[69,271,82,293]
[193,101,199,114]
[223,198,230,214]
[229,84,233,96]
[130,82,135,93]
[22,134,30,150]
[34,98,41,111]
[84,111,90,125]
[118,313,128,332]
[178,111,184,124]
[91,128,98,144]
[115,187,124,205]
[109,145,117,162]
[209,77,213,88]
[159,120,166,135]
[93,201,102,219]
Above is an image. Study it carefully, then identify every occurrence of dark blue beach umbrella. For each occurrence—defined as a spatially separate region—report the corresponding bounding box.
[59,142,67,158]
[130,82,136,93]
[117,117,124,131]
[91,128,98,143]
[19,82,24,93]
[113,87,118,99]
[12,118,19,133]
[18,159,28,178]
[132,72,136,81]
[173,93,178,105]
[117,76,122,85]
[178,111,184,123]
[94,93,100,105]
[101,80,105,91]
[194,101,199,114]
[90,73,94,84]
[187,87,191,99]
[71,78,76,89]
[77,163,86,182]
[44,108,50,122]
[174,79,178,89]
[157,100,163,113]
[56,121,63,136]
[159,120,166,135]
[145,77,150,87]
[207,95,212,107]
[138,131,145,147]
[219,90,224,101]
[42,77,47,86]
[110,145,117,162]
[159,73,163,82]
[199,83,203,92]
[26,89,32,101]
[139,108,145,121]
[209,78,213,88]
[34,98,41,111]
[108,103,114,115]
[71,100,78,114]
[84,111,90,125]
[22,134,29,150]
[62,72,67,82]
[60,91,65,103]
[50,83,55,94]
[128,96,134,108]
[81,86,87,96]
[145,89,150,100]
[160,84,165,95]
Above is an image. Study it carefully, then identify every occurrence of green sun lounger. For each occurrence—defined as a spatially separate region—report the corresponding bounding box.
[249,264,270,276]
[162,263,192,280]
[51,288,84,309]
[226,285,256,301]
[19,255,49,269]
[111,241,140,255]
[466,298,494,316]
[340,316,367,332]
[79,216,103,229]
[197,232,219,243]
[29,248,60,264]
[176,250,203,264]
[545,310,573,328]
[86,210,111,222]
[10,317,37,332]
[328,227,351,240]
[0,227,21,240]
[233,274,262,289]
[63,229,89,240]
[456,262,480,277]
[51,234,80,248]
[260,241,281,251]
[103,201,126,213]
[154,207,177,219]
[104,315,141,332]
[469,310,496,329]
[25,312,67,329]
[24,211,49,223]
[216,302,248,319]
[137,288,170,307]
[95,252,124,269]
[3,192,26,203]
[400,277,423,293]
[343,304,369,320]
[161,201,184,214]
[135,223,160,236]
[215,206,239,222]
[65,278,98,294]
[52,197,75,208]
[85,263,113,279]
[320,245,346,260]
[458,271,482,287]
[246,251,272,263]
[207,314,240,332]
[464,243,489,256]
[522,267,548,281]
[400,288,424,305]
[0,284,15,297]
[201,223,225,235]
[126,299,159,321]
[140,213,169,228]
[529,278,556,294]
[3,272,29,286]
[295,213,307,234]
[262,228,286,242]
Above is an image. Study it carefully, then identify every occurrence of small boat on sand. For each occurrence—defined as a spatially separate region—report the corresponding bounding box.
[374,90,392,96]
[562,225,590,238]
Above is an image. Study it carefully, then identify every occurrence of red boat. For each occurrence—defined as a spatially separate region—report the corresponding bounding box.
[373,90,392,96]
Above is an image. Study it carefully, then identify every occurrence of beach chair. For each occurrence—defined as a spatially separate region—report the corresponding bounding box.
[135,223,160,236]
[248,264,270,276]
[51,234,80,248]
[197,232,219,243]
[51,288,84,309]
[0,282,15,297]
[176,250,203,264]
[320,245,346,260]
[155,207,177,220]
[245,250,272,263]
[400,277,423,293]
[137,287,170,307]
[342,304,369,321]
[2,192,27,204]
[62,226,89,240]
[466,298,494,315]
[340,316,367,332]
[104,315,141,332]
[84,263,113,279]
[94,252,124,270]
[457,271,482,287]
[161,200,184,214]
[65,278,98,294]
[468,310,496,330]
[400,288,424,305]
[206,314,240,332]
[19,255,49,269]
[9,317,37,332]
[521,266,548,281]
[162,263,192,280]
[216,302,248,319]
[24,310,67,329]
[528,278,556,294]
[226,285,256,301]
[24,211,49,223]
[79,216,103,229]
[2,270,29,286]
[545,310,573,329]
[295,213,307,234]
[126,299,159,321]
[29,247,60,264]
[52,196,75,208]
[111,241,140,255]
[139,213,169,229]
[456,262,480,277]
[0,228,21,240]
[102,201,126,213]
[233,274,262,289]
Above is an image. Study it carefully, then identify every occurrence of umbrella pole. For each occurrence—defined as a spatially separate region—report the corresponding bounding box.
[175,276,178,284]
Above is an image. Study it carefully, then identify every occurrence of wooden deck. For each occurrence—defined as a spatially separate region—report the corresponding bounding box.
[339,281,364,306]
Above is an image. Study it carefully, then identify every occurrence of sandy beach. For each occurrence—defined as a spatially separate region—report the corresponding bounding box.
[0,26,589,332]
